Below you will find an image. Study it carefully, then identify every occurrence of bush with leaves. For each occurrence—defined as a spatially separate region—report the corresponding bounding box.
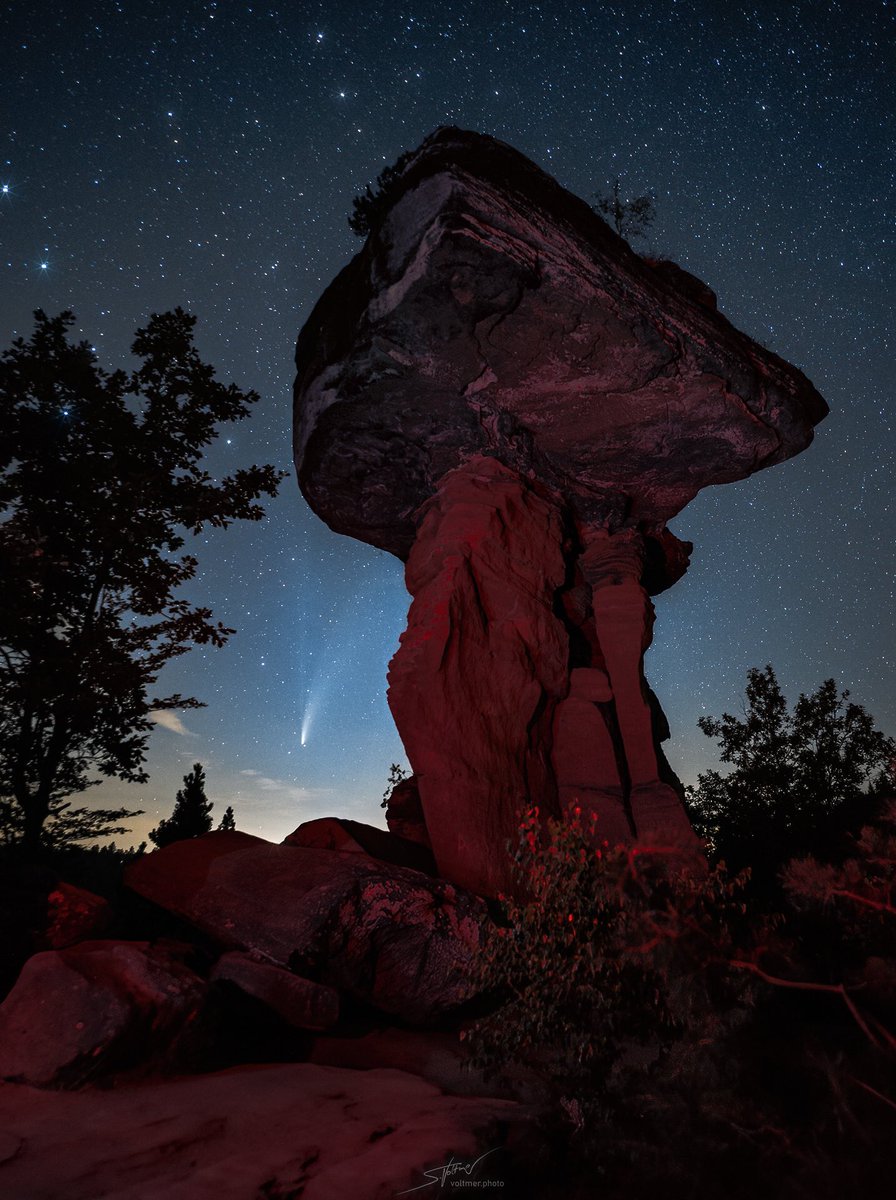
[380,761,409,809]
[466,811,754,1167]
[465,804,896,1196]
[781,800,896,1016]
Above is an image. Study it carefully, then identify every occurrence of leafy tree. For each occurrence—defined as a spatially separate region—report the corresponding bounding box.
[0,309,285,854]
[149,762,213,848]
[217,804,236,832]
[592,178,656,242]
[687,666,895,893]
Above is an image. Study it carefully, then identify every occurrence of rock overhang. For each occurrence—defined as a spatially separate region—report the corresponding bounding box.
[294,126,827,559]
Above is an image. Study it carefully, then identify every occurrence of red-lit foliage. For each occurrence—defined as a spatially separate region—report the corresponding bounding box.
[465,805,896,1197]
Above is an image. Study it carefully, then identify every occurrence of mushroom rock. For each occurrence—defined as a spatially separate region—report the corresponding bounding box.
[294,127,828,897]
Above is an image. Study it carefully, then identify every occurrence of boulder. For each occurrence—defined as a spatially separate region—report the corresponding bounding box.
[294,126,828,896]
[126,832,486,1024]
[211,951,339,1031]
[43,882,111,949]
[0,940,205,1088]
[283,816,436,875]
[384,773,432,849]
[295,126,826,554]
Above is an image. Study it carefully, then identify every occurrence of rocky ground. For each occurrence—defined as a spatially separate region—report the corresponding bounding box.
[0,1062,524,1200]
[0,817,548,1199]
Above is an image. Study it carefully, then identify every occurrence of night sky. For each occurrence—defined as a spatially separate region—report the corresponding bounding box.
[2,0,893,845]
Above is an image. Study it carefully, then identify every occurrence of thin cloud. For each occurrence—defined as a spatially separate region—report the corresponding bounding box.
[150,711,194,736]
[235,771,334,807]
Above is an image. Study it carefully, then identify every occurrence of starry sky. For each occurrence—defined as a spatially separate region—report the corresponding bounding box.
[2,0,893,845]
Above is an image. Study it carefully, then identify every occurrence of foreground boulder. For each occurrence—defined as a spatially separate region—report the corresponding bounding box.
[126,832,485,1024]
[0,1062,525,1199]
[0,940,204,1088]
[43,882,111,950]
[294,127,827,896]
[384,774,432,849]
[211,951,340,1031]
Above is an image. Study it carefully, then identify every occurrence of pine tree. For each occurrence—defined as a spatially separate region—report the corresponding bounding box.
[217,804,236,832]
[149,763,214,848]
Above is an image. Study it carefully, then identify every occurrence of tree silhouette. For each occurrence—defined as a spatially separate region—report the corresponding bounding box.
[686,665,895,895]
[217,804,236,832]
[593,178,656,243]
[349,148,414,236]
[380,762,409,809]
[0,309,285,854]
[149,763,214,848]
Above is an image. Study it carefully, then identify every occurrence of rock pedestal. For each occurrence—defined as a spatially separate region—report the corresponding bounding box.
[294,126,828,897]
[387,456,569,897]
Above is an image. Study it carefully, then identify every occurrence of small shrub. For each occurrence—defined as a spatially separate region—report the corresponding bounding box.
[464,805,896,1194]
[380,762,408,809]
[466,811,752,1140]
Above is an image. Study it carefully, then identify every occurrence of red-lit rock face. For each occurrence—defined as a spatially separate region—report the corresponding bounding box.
[387,457,697,896]
[387,457,570,898]
[294,127,827,896]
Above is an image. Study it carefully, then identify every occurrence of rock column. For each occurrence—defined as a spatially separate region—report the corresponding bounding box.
[580,528,694,841]
[387,456,570,898]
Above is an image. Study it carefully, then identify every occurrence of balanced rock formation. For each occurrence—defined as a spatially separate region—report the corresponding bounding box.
[294,127,827,897]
